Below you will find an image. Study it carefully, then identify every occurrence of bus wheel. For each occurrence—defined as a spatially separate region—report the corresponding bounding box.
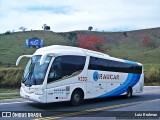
[70,90,83,106]
[126,87,132,98]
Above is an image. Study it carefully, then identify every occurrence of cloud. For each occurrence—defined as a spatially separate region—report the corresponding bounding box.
[17,6,74,14]
[0,0,160,33]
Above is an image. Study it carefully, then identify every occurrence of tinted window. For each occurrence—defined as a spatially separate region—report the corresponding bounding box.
[88,56,142,74]
[48,55,86,83]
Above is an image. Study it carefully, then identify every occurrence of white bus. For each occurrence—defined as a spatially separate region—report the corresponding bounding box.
[16,45,144,105]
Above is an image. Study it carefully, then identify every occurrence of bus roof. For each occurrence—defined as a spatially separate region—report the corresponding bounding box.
[34,45,142,65]
[35,45,109,57]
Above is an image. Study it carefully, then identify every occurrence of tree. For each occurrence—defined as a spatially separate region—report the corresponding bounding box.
[19,27,27,31]
[77,33,112,52]
[4,31,11,35]
[123,32,128,37]
[77,34,104,51]
[42,24,50,30]
[88,26,93,31]
[142,36,150,50]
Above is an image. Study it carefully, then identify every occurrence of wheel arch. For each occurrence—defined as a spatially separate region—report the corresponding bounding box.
[128,86,132,91]
[126,86,133,98]
[71,87,85,100]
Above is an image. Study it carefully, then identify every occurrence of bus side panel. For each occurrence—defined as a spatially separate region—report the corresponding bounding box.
[96,73,141,98]
[46,85,71,103]
[87,70,128,98]
[46,81,87,103]
[106,82,122,95]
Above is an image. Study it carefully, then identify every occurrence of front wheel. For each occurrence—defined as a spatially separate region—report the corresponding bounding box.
[126,87,132,98]
[70,90,83,106]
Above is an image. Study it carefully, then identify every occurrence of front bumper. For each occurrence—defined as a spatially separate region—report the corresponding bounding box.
[20,87,46,103]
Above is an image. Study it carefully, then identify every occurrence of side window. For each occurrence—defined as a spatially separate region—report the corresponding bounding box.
[88,57,98,70]
[48,55,86,83]
[96,58,108,71]
[88,57,108,71]
[88,56,142,74]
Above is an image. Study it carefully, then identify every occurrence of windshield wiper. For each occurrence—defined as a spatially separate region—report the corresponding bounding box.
[22,58,35,84]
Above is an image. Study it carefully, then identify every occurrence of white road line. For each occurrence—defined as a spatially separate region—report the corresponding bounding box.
[0,101,32,105]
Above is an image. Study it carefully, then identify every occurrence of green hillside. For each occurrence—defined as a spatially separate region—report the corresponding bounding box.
[0,30,75,67]
[0,28,160,87]
[0,28,160,68]
[59,28,160,64]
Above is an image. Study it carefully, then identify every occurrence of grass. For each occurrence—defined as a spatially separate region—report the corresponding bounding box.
[0,88,19,93]
[0,30,75,67]
[0,86,20,100]
[0,88,20,100]
[0,94,20,100]
[130,48,160,64]
[143,63,160,71]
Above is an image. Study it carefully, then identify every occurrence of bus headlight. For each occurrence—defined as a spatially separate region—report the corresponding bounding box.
[35,89,44,95]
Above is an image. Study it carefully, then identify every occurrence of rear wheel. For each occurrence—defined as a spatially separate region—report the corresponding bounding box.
[70,90,83,106]
[126,87,132,98]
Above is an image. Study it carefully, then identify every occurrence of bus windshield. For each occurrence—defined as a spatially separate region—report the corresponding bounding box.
[22,55,52,86]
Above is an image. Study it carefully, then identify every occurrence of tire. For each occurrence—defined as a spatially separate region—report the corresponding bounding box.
[70,90,83,106]
[126,87,132,98]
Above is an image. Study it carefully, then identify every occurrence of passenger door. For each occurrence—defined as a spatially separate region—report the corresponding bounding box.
[46,55,87,102]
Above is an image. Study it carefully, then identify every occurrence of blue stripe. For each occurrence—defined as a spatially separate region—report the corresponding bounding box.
[96,60,141,98]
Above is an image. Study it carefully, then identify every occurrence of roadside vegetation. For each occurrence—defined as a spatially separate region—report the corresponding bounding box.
[144,67,160,85]
[0,67,23,88]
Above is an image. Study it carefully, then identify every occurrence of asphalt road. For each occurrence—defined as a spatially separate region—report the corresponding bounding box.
[0,86,160,120]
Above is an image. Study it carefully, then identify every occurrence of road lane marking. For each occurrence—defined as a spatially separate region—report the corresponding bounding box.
[35,99,160,120]
[0,101,32,105]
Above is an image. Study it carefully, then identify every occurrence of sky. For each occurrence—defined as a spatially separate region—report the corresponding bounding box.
[0,0,160,33]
